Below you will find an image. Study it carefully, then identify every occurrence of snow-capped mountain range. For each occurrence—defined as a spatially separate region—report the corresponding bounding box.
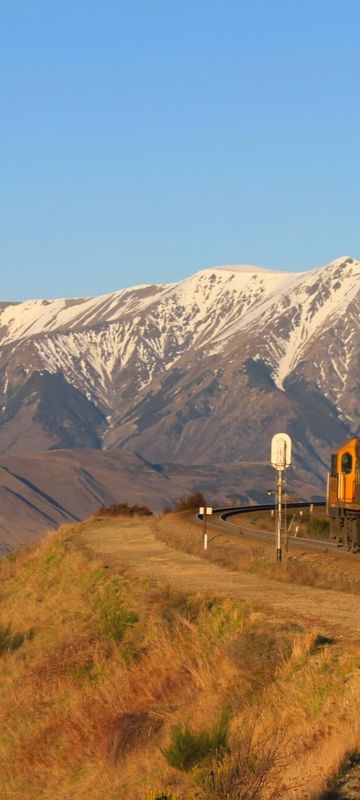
[0,255,359,488]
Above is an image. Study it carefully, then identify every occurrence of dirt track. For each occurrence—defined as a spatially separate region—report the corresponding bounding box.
[80,515,360,639]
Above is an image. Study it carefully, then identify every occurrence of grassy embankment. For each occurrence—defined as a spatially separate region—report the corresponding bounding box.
[230,507,330,539]
[153,510,360,596]
[1,517,360,799]
[227,507,330,540]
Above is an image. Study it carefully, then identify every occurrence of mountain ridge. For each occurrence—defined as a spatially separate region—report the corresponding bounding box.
[0,255,358,493]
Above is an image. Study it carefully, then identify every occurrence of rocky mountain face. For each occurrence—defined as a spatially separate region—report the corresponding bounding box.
[0,256,359,492]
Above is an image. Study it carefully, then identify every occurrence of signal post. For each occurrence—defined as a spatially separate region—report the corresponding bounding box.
[271,433,292,562]
[199,506,213,550]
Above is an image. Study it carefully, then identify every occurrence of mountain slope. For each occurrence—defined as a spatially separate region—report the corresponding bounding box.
[0,256,358,487]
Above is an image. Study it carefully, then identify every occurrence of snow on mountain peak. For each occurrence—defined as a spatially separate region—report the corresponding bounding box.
[200,263,280,274]
[328,255,357,267]
[0,255,359,408]
[265,257,360,390]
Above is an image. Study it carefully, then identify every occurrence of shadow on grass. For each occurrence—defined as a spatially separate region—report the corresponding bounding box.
[318,752,360,799]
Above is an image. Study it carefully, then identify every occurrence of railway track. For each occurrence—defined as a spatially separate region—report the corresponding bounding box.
[197,501,342,554]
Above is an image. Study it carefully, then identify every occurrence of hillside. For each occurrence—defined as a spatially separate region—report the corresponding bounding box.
[0,256,358,489]
[0,449,323,551]
[1,514,360,799]
[0,449,165,551]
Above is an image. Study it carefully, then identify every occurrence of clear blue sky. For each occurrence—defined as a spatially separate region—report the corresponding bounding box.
[1,1,359,299]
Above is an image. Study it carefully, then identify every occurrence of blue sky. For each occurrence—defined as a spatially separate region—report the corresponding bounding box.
[1,1,359,299]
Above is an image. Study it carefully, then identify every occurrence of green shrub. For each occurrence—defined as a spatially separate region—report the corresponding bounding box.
[307,517,330,538]
[146,794,178,800]
[173,492,207,512]
[199,599,248,644]
[0,624,25,655]
[89,572,139,643]
[162,707,230,772]
[68,662,96,682]
[100,604,138,642]
[158,586,204,625]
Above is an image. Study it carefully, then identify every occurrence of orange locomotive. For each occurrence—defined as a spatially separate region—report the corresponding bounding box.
[327,437,360,550]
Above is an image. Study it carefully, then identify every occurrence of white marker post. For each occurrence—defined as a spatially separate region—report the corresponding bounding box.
[271,433,292,563]
[199,506,213,550]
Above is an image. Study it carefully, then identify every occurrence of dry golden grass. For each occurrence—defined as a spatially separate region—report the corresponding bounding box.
[234,507,329,539]
[0,520,360,799]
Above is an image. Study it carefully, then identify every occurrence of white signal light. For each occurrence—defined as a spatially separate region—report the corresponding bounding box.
[271,433,292,470]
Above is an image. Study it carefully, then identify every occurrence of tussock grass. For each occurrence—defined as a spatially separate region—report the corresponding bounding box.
[194,720,291,800]
[162,706,230,771]
[0,521,360,798]
[307,517,330,538]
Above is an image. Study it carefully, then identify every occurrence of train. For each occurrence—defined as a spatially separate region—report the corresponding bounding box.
[327,437,360,551]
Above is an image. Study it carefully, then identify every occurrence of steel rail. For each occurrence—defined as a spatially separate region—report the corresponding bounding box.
[196,501,339,552]
[197,501,325,522]
[218,501,325,518]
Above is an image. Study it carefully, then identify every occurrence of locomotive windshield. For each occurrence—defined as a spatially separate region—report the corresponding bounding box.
[341,452,352,474]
